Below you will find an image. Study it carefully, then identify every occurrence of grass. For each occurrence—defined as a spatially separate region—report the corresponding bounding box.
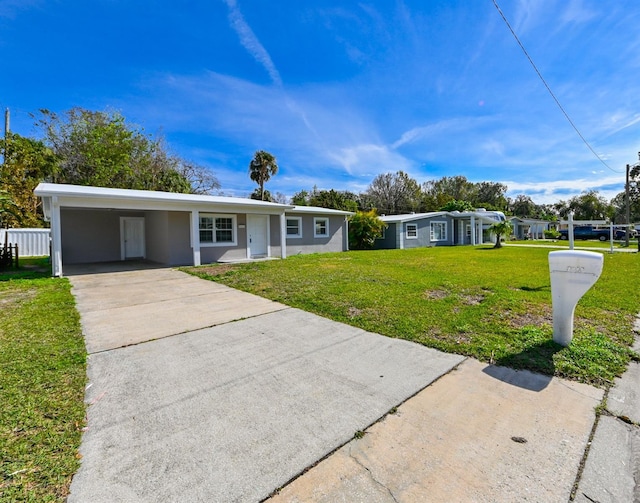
[184,246,640,387]
[0,257,86,502]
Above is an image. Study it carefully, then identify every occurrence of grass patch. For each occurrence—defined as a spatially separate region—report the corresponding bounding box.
[184,246,639,386]
[0,258,86,502]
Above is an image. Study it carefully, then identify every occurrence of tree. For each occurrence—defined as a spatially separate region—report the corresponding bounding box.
[422,175,475,211]
[248,150,278,201]
[509,194,539,218]
[474,181,508,211]
[178,162,221,195]
[489,220,513,249]
[349,210,386,250]
[0,133,58,226]
[0,190,20,228]
[555,190,613,221]
[309,188,358,212]
[291,190,309,206]
[272,192,288,204]
[366,171,421,214]
[439,199,474,212]
[250,188,273,201]
[35,108,217,193]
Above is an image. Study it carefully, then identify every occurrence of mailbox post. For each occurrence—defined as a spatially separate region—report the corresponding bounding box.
[549,250,603,346]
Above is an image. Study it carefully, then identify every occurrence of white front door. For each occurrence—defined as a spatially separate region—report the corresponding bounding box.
[247,215,268,258]
[120,217,146,260]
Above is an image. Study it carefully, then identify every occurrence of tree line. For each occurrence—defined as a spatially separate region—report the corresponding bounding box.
[290,170,640,224]
[0,108,220,227]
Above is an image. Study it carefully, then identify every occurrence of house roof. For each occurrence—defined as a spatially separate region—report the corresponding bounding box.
[379,212,448,223]
[34,183,293,210]
[288,205,354,216]
[508,216,553,225]
[380,210,505,224]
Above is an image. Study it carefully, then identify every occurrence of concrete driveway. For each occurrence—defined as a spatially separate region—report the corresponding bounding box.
[65,264,464,502]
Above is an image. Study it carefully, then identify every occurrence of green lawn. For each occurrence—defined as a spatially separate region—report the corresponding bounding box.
[185,246,639,386]
[0,258,86,502]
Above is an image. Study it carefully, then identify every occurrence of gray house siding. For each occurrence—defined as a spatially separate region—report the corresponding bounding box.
[60,208,138,264]
[167,212,192,265]
[374,223,397,249]
[374,215,455,249]
[286,215,346,255]
[269,215,282,258]
[145,211,170,264]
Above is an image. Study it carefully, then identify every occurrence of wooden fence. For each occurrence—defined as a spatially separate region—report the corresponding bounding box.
[0,243,19,270]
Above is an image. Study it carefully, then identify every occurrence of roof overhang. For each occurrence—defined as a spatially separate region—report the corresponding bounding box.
[35,183,294,218]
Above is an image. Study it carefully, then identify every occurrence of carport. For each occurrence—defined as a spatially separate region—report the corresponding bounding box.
[35,183,293,276]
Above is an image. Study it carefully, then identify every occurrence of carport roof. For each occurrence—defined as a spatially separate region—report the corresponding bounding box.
[34,183,294,210]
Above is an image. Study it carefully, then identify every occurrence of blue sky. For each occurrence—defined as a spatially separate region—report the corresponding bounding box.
[1,0,639,204]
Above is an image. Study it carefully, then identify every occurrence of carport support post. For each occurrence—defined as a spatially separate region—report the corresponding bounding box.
[470,216,476,246]
[191,210,201,266]
[279,213,287,258]
[51,196,63,277]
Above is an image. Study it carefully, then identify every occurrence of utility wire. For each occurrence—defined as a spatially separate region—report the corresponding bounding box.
[491,0,623,174]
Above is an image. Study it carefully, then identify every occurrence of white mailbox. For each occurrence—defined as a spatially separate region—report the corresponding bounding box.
[549,250,603,346]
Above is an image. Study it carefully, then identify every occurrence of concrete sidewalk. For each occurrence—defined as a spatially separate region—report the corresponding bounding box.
[64,264,634,502]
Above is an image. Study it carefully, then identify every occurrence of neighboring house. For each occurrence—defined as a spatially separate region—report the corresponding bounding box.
[508,217,552,240]
[34,183,352,277]
[374,209,506,249]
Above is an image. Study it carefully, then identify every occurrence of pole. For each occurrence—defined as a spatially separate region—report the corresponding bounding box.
[1,108,8,170]
[626,164,631,247]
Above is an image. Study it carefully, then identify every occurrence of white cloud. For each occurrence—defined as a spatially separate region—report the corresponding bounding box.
[328,143,413,176]
[223,0,282,87]
[503,175,625,204]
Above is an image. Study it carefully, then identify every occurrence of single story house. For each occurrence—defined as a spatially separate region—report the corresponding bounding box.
[374,209,506,249]
[34,183,352,277]
[508,217,553,240]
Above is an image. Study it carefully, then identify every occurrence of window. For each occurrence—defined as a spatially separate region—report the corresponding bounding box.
[286,217,302,238]
[199,214,236,245]
[430,221,447,241]
[406,223,418,239]
[314,217,329,238]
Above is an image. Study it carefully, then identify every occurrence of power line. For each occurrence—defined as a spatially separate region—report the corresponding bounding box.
[491,0,623,174]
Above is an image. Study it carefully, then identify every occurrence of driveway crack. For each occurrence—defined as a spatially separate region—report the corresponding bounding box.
[348,444,399,503]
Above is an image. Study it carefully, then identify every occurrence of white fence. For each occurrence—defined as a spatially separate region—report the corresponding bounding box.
[0,228,51,257]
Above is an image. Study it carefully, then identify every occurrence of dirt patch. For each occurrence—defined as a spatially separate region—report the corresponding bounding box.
[347,306,363,318]
[0,289,37,308]
[192,264,239,277]
[423,289,450,300]
[459,293,485,306]
[508,311,553,329]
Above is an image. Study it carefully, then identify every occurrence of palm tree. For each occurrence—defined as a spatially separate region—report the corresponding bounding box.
[489,220,513,248]
[248,150,278,201]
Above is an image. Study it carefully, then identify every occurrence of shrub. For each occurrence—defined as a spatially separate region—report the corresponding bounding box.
[349,210,386,250]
